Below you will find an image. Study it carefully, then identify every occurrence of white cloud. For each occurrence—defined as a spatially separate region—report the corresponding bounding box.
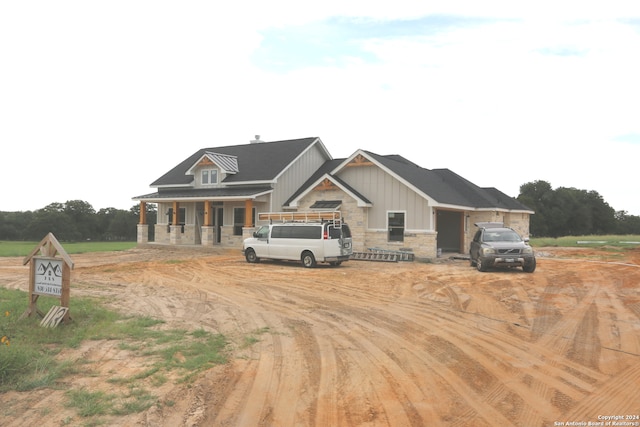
[1,2,639,215]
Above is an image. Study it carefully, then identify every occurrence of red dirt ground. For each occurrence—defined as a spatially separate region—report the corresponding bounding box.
[1,245,639,426]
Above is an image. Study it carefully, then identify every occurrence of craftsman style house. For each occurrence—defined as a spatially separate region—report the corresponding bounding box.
[133,137,533,259]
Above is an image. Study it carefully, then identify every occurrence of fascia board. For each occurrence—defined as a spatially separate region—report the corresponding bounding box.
[134,190,274,204]
[152,183,193,189]
[337,150,439,206]
[222,180,275,186]
[272,137,332,182]
[433,204,534,214]
[185,153,237,175]
[329,149,366,175]
[184,154,209,176]
[288,173,371,208]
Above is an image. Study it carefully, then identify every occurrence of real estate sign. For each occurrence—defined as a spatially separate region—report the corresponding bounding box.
[21,233,74,323]
[33,257,64,297]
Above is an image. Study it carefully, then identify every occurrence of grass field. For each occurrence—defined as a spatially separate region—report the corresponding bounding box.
[529,235,640,247]
[0,287,228,422]
[0,241,137,257]
[1,236,639,258]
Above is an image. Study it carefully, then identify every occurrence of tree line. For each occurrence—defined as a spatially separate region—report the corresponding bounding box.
[0,183,639,242]
[0,200,157,242]
[517,180,640,237]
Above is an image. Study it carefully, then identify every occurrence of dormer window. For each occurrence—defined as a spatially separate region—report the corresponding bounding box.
[202,169,218,185]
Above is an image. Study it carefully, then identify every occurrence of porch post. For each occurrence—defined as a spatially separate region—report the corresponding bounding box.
[137,201,149,244]
[172,201,179,225]
[244,199,253,227]
[201,201,215,246]
[170,201,181,244]
[139,201,147,224]
[204,201,213,226]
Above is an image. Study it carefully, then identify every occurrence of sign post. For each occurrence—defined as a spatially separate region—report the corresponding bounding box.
[21,233,74,324]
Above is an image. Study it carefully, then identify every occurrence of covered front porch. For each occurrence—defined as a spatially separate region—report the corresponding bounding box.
[135,198,262,248]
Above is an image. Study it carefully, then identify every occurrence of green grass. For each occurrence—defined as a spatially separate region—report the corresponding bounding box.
[530,235,640,248]
[0,288,229,423]
[0,241,137,257]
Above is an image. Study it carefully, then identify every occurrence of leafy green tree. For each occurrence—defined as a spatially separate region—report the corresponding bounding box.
[518,181,617,237]
[517,181,553,236]
[24,209,78,241]
[615,211,640,234]
[0,211,32,240]
[63,200,98,240]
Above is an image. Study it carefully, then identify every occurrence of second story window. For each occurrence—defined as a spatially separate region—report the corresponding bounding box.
[201,169,218,185]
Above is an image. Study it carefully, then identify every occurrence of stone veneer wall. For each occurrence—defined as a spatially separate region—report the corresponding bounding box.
[297,187,367,252]
[222,225,244,248]
[154,224,170,244]
[364,230,438,259]
[297,187,441,259]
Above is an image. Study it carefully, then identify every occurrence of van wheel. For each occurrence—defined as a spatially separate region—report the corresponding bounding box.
[301,251,316,268]
[245,249,260,264]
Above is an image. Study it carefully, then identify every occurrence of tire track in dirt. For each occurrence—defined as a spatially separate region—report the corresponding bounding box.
[204,258,636,426]
[3,248,639,426]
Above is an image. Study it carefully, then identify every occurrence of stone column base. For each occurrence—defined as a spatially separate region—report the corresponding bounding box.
[137,224,149,244]
[201,226,215,246]
[170,225,182,245]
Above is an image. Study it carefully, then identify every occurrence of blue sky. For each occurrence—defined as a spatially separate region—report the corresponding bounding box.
[1,1,639,215]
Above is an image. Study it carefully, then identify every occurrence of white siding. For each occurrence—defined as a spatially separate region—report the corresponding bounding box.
[337,164,432,230]
[271,143,329,211]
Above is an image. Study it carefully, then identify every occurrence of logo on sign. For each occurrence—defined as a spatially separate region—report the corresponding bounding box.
[34,258,63,296]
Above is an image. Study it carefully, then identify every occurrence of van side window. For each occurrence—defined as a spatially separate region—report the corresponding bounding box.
[271,225,320,239]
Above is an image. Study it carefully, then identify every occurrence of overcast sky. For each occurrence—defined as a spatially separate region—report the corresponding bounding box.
[2,1,639,215]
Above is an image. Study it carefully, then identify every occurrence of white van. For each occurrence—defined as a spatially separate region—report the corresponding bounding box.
[242,212,352,268]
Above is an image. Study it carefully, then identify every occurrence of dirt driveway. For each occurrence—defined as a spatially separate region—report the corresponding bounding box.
[1,246,639,426]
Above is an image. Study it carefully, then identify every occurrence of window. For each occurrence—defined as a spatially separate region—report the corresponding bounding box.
[388,212,405,242]
[233,207,256,236]
[167,207,186,233]
[201,169,218,185]
[271,225,320,239]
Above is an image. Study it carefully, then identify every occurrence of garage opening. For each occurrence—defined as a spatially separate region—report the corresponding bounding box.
[437,210,463,253]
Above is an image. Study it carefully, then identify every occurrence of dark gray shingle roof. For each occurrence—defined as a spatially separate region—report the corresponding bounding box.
[363,151,532,211]
[151,137,319,187]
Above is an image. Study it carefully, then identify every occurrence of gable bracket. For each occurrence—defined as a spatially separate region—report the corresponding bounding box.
[346,154,373,167]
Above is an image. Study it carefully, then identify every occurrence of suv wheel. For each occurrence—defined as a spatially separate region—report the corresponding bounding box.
[476,257,488,272]
[469,252,477,267]
[301,251,316,268]
[523,258,536,273]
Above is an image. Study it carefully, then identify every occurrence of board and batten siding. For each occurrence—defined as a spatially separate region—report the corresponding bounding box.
[270,142,329,211]
[337,164,433,231]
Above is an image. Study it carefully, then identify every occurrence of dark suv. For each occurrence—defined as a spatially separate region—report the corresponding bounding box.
[469,222,536,273]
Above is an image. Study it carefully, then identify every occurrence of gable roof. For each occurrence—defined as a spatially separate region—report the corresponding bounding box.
[185,152,240,176]
[284,158,372,208]
[151,137,326,187]
[335,150,533,212]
